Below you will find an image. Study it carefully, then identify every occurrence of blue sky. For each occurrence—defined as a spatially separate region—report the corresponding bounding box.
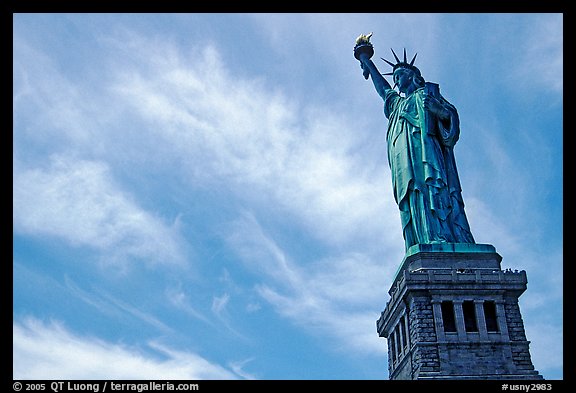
[13,13,563,380]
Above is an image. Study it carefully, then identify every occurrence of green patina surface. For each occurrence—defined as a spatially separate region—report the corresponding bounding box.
[405,243,496,258]
[355,35,476,251]
[391,242,499,285]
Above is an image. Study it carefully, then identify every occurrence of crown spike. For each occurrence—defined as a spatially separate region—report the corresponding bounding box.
[403,48,407,63]
[382,72,394,76]
[410,52,418,66]
[390,48,401,63]
[381,57,396,67]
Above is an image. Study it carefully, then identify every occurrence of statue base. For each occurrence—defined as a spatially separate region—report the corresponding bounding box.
[389,243,501,296]
[377,243,543,380]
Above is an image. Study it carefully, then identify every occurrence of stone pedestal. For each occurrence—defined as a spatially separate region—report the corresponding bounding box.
[377,243,543,380]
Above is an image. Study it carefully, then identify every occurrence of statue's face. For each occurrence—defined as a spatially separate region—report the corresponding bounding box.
[393,68,414,94]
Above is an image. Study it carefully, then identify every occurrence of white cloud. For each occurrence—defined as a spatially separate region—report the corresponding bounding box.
[106,37,398,250]
[257,285,387,357]
[211,293,231,318]
[209,291,250,340]
[307,254,397,306]
[13,318,241,380]
[13,155,187,269]
[228,358,258,380]
[517,14,563,94]
[464,197,522,254]
[14,24,396,377]
[226,212,389,356]
[15,25,400,255]
[166,286,213,326]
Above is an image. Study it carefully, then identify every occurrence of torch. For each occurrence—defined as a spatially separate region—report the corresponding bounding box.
[354,32,374,79]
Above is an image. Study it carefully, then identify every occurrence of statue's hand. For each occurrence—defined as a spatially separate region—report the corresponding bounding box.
[358,53,371,80]
[360,61,370,80]
[424,95,450,120]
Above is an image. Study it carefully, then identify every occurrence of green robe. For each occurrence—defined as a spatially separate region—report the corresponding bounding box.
[383,86,475,250]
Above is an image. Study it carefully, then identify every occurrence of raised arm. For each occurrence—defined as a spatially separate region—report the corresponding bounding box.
[358,53,393,100]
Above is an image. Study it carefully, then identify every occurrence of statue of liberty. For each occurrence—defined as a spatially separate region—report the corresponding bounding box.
[354,34,475,251]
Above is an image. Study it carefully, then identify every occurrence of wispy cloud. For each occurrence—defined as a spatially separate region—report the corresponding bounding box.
[210,292,250,340]
[516,14,563,94]
[211,293,231,317]
[15,24,400,256]
[13,155,187,269]
[14,24,395,376]
[463,197,523,253]
[228,358,258,380]
[106,36,399,250]
[64,276,175,334]
[13,317,242,380]
[225,212,390,356]
[166,286,214,326]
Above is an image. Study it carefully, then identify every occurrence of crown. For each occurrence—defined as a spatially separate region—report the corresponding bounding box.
[381,48,420,77]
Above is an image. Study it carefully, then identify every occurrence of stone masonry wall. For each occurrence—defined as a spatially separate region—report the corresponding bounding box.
[439,342,516,376]
[505,299,536,372]
[409,298,440,375]
[505,300,528,341]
